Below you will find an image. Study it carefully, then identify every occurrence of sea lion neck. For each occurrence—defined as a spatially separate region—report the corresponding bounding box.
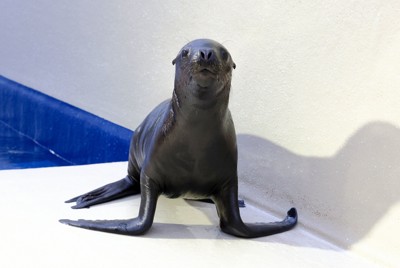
[171,87,230,123]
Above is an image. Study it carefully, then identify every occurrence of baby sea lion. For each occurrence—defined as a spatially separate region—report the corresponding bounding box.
[60,39,297,237]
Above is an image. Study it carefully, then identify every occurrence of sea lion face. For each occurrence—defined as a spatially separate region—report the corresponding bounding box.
[172,39,236,105]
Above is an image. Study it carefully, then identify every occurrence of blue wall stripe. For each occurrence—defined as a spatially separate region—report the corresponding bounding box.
[0,75,133,167]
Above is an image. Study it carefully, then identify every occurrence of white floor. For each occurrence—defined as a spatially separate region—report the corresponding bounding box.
[0,162,380,268]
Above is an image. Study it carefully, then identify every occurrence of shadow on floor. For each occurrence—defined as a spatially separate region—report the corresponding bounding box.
[236,121,400,250]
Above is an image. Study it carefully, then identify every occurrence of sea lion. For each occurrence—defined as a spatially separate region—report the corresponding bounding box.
[60,39,297,238]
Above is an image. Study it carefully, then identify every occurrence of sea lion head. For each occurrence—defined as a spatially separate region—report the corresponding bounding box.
[172,39,236,108]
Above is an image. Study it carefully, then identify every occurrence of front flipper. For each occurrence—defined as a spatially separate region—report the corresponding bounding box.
[213,184,298,238]
[65,176,140,209]
[60,175,160,236]
[59,218,148,235]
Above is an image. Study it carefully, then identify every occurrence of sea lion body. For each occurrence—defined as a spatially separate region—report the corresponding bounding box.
[61,39,297,237]
[129,102,236,200]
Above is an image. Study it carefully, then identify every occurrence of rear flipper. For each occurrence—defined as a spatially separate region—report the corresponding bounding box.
[65,176,140,209]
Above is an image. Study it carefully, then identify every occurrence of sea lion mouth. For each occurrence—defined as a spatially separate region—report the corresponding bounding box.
[195,66,218,78]
[199,68,215,75]
[191,65,219,89]
[192,63,218,75]
[194,72,217,88]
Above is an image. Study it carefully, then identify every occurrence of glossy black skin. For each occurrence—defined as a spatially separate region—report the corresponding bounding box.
[60,39,298,237]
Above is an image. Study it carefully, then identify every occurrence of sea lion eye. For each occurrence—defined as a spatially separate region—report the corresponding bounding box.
[221,49,229,61]
[181,49,189,58]
[172,49,189,65]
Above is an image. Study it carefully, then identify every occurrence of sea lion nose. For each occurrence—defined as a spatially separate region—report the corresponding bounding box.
[199,49,215,62]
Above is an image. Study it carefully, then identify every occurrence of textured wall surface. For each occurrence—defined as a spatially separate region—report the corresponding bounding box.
[0,1,399,265]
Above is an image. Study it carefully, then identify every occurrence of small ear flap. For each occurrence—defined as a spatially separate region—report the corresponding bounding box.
[172,58,176,65]
[233,62,236,69]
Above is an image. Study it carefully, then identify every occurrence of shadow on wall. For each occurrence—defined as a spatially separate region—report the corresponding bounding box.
[237,121,400,249]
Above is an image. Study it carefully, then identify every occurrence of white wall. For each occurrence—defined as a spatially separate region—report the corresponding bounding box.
[1,1,399,265]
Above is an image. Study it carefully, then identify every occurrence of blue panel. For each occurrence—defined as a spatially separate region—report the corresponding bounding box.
[0,75,133,169]
[0,121,72,169]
